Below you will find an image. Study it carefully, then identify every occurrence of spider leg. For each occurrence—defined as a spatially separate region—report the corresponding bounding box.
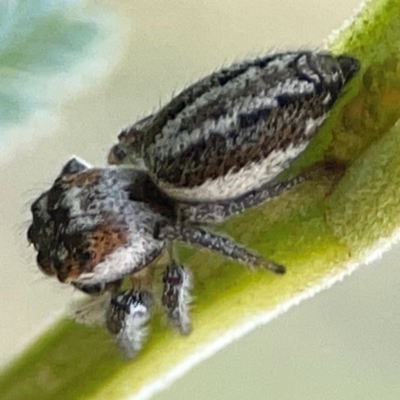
[156,223,285,274]
[162,261,192,335]
[106,289,153,359]
[177,174,305,224]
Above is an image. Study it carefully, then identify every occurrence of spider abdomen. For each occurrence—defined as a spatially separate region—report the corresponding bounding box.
[109,51,360,201]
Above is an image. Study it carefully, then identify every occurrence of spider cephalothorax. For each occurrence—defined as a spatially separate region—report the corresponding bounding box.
[28,159,167,286]
[28,50,360,358]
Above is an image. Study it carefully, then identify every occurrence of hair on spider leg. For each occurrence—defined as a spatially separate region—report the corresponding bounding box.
[161,260,193,335]
[155,221,286,274]
[106,289,154,359]
[68,290,112,326]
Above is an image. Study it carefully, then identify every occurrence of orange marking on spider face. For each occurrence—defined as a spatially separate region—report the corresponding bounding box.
[58,225,127,283]
[87,226,127,266]
[63,170,101,188]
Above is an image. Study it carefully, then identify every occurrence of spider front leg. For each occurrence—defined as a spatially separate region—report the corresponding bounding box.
[162,261,193,335]
[156,223,285,274]
[106,289,153,359]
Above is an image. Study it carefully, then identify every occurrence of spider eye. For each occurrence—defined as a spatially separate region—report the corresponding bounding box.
[27,224,38,246]
[48,206,69,226]
[30,201,40,214]
[36,250,56,276]
[108,144,128,165]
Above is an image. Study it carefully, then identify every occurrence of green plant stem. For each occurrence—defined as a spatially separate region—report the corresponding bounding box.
[3,1,400,399]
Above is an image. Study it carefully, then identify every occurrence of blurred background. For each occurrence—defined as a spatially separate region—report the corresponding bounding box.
[1,0,400,399]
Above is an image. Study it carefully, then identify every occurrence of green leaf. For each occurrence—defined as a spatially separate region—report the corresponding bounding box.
[2,1,400,399]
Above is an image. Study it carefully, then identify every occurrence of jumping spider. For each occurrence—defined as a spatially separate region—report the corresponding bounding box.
[27,51,360,358]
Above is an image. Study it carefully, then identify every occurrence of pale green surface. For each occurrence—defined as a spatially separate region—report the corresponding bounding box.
[154,247,400,400]
[2,1,400,399]
[0,0,100,128]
